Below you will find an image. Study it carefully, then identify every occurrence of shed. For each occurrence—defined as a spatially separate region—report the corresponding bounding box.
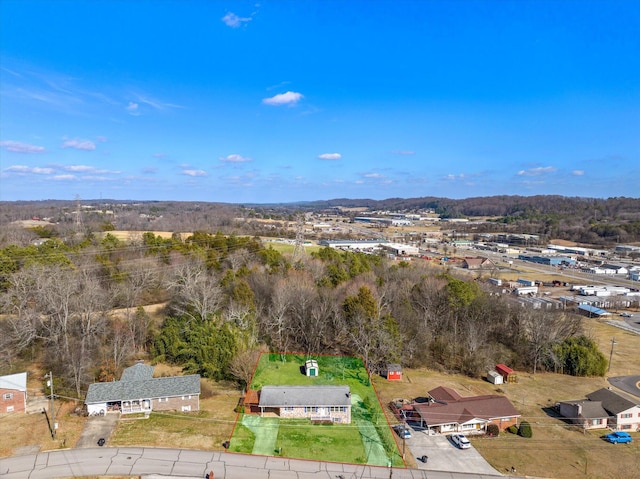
[487,370,504,385]
[386,364,402,381]
[495,364,517,383]
[305,359,319,377]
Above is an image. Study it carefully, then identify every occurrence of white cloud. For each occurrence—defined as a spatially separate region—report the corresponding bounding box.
[517,166,557,176]
[32,167,54,174]
[364,173,384,179]
[182,169,207,177]
[51,174,76,181]
[219,154,252,163]
[0,140,45,153]
[318,153,342,161]
[126,102,140,115]
[572,170,585,176]
[62,138,96,151]
[394,150,415,155]
[262,91,303,106]
[5,165,30,172]
[444,174,465,181]
[222,12,252,28]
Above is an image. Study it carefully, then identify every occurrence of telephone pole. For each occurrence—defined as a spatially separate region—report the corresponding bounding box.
[292,213,306,263]
[44,371,56,439]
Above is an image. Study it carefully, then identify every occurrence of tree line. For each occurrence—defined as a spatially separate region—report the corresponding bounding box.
[0,228,607,400]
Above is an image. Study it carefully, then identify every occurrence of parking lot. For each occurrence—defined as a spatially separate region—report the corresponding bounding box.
[402,429,502,476]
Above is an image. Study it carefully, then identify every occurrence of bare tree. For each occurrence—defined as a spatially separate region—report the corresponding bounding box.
[166,257,223,321]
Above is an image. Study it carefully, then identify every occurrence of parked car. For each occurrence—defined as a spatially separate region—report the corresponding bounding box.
[450,433,471,449]
[603,431,633,444]
[620,313,632,318]
[393,424,412,439]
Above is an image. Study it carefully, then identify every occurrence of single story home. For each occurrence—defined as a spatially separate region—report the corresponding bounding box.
[0,372,27,413]
[85,362,200,415]
[257,385,351,423]
[557,399,610,429]
[386,364,402,381]
[411,386,520,434]
[462,257,495,270]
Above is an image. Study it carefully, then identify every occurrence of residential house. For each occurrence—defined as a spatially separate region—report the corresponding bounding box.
[85,362,200,415]
[0,372,27,413]
[411,386,520,434]
[462,257,495,270]
[257,385,351,423]
[586,388,640,431]
[557,399,610,429]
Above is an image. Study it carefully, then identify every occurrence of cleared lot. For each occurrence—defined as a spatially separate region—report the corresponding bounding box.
[403,429,501,476]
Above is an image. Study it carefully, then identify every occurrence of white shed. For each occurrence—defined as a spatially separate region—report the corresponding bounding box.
[487,370,504,385]
[305,359,319,377]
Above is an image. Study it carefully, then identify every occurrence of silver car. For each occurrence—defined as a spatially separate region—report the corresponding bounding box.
[450,433,471,449]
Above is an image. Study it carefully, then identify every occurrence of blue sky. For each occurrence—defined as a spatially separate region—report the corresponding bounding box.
[1,0,638,203]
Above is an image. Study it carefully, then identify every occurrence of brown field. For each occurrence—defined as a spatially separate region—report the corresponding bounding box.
[2,317,638,479]
[373,315,640,479]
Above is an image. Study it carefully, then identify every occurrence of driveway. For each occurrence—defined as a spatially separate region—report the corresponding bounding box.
[75,413,119,448]
[403,429,502,476]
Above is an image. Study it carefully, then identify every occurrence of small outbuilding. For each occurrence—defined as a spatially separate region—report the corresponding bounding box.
[487,370,504,385]
[386,364,402,381]
[305,359,319,377]
[495,364,517,383]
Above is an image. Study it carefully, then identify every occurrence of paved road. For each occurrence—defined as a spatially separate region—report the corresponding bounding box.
[0,447,520,479]
[609,375,640,399]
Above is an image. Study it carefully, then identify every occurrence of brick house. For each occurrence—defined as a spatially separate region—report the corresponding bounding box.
[84,363,200,415]
[258,385,351,423]
[0,372,27,413]
[411,386,520,434]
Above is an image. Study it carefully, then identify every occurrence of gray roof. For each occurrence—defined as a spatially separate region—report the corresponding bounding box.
[559,399,609,419]
[586,388,638,415]
[258,385,351,408]
[85,375,200,404]
[120,363,154,382]
[0,372,27,392]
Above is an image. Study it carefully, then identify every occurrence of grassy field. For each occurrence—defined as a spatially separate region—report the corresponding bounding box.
[229,353,404,466]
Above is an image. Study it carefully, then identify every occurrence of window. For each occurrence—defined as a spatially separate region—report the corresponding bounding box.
[621,424,631,430]
[592,419,602,425]
[6,406,14,412]
[283,406,294,411]
[3,393,13,400]
[621,413,632,419]
[182,405,191,412]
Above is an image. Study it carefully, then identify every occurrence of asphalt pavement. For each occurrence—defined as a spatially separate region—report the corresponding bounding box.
[0,447,519,479]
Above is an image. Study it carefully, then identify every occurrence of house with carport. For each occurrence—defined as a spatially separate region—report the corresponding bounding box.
[410,386,520,434]
[84,362,200,415]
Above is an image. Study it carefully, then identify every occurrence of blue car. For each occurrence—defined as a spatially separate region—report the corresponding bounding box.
[603,431,633,444]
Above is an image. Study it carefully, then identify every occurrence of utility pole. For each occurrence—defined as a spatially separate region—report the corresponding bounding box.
[45,371,56,439]
[292,213,306,264]
[608,337,617,373]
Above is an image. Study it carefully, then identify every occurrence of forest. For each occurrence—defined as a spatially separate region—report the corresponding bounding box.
[0,217,608,401]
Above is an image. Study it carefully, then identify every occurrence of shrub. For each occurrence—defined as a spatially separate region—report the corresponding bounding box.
[518,420,533,438]
[506,425,518,434]
[486,424,500,437]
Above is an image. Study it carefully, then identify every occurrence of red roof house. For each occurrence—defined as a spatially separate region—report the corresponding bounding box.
[411,386,521,434]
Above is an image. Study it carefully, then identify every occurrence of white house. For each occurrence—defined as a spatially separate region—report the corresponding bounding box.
[585,388,640,431]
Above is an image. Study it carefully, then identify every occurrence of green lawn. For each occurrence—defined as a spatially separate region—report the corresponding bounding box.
[229,353,403,466]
